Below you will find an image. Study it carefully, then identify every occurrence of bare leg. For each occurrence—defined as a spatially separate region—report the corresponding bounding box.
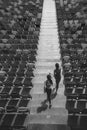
[56,80,59,93]
[46,89,52,108]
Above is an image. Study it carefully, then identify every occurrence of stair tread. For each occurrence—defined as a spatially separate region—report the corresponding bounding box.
[25,113,68,125]
[26,124,70,130]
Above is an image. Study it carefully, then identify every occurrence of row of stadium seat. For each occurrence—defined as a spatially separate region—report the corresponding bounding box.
[55,0,87,129]
[0,0,44,129]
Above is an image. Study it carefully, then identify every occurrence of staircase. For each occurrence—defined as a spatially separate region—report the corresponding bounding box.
[25,0,68,127]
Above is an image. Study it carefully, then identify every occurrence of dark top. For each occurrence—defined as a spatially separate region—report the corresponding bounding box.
[45,79,53,89]
[54,68,61,81]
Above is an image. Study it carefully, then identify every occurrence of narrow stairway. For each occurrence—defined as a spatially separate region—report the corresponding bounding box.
[25,0,68,126]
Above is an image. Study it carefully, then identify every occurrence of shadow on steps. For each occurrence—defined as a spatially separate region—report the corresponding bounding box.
[37,99,48,113]
[37,92,57,113]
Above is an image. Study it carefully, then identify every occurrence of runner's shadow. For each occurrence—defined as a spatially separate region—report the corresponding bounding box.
[37,99,48,113]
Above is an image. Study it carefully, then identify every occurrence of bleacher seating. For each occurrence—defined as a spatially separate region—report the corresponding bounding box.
[0,0,43,129]
[55,0,87,129]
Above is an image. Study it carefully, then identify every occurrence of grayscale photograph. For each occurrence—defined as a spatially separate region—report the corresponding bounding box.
[0,0,86,130]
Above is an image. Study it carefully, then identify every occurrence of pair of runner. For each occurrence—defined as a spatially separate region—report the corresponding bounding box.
[44,63,61,108]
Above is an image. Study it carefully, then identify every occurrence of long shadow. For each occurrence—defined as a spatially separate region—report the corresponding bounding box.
[37,99,48,113]
[37,91,57,113]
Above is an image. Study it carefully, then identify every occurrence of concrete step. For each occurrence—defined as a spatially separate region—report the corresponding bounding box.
[41,25,57,27]
[37,50,60,55]
[33,73,47,77]
[37,56,60,59]
[39,36,59,41]
[29,99,66,108]
[32,78,46,84]
[32,75,47,81]
[36,54,60,58]
[36,58,60,63]
[30,107,68,115]
[31,92,66,100]
[35,62,55,68]
[30,87,44,94]
[31,93,46,100]
[31,83,65,94]
[29,92,66,114]
[32,77,55,85]
[25,111,68,125]
[29,95,66,107]
[30,83,45,94]
[27,124,70,130]
[35,61,57,66]
[33,68,54,75]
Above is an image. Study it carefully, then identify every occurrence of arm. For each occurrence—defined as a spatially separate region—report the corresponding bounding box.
[54,69,56,78]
